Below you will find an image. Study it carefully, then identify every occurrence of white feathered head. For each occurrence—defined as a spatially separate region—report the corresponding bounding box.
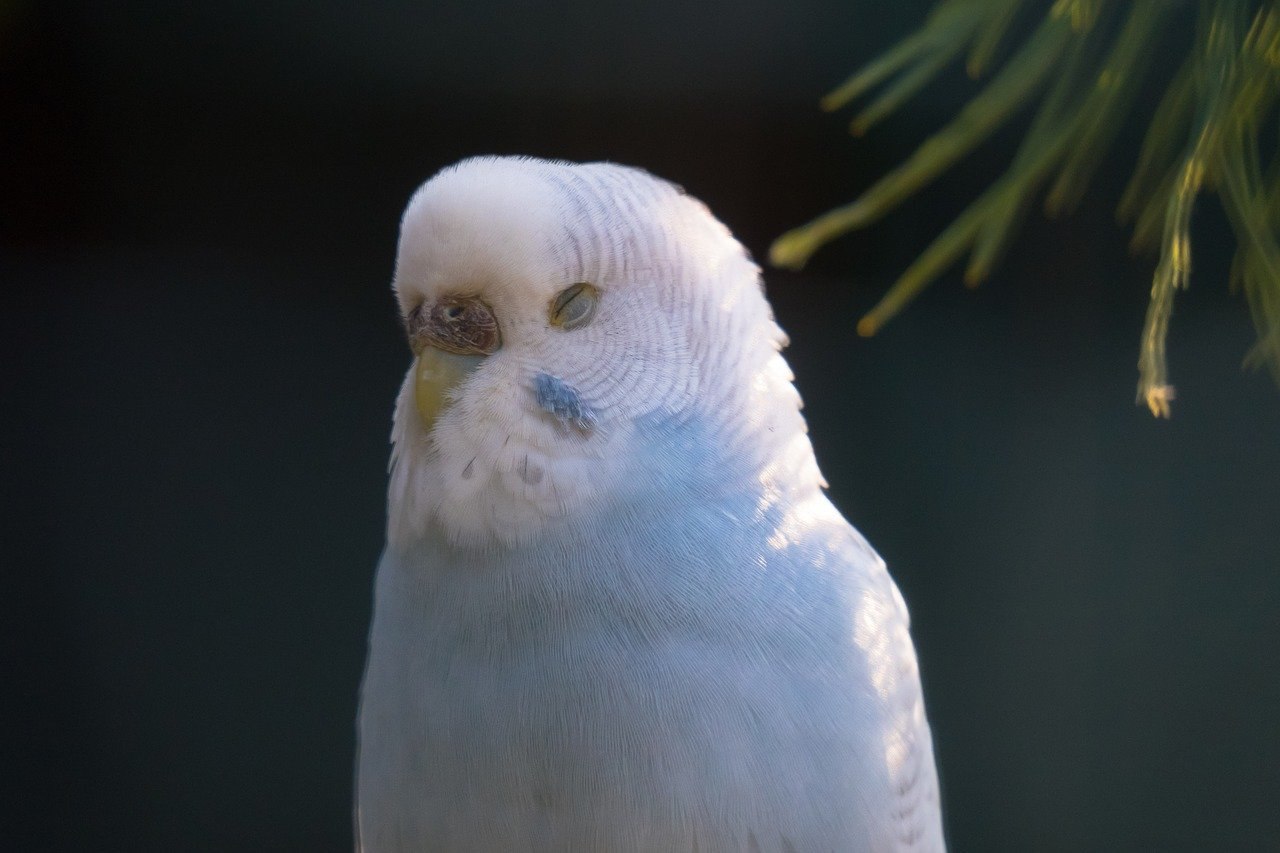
[387,157,815,549]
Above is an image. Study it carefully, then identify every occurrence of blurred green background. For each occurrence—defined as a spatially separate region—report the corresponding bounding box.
[4,1,1278,850]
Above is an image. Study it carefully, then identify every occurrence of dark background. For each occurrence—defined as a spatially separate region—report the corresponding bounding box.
[6,1,1279,850]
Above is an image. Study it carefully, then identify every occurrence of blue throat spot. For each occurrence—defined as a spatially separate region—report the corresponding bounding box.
[535,373,597,432]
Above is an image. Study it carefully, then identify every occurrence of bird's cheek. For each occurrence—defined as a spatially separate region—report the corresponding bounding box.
[413,348,485,432]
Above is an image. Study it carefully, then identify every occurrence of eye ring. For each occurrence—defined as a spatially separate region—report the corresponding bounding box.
[549,282,599,330]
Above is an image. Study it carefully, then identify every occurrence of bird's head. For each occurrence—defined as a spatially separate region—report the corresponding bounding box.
[386,156,817,550]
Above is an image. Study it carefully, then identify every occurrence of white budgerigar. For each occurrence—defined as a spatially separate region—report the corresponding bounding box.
[356,156,945,852]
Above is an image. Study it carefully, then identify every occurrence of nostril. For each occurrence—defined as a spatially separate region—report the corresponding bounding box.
[416,297,501,356]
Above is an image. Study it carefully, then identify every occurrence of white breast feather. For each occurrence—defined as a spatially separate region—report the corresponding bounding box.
[360,156,945,852]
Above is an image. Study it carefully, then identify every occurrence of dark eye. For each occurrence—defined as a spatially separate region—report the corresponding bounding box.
[442,304,464,321]
[549,282,599,330]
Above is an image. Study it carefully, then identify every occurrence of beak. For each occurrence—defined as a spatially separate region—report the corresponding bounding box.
[413,348,486,430]
[407,296,501,430]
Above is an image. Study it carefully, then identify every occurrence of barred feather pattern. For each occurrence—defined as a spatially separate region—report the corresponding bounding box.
[361,157,945,851]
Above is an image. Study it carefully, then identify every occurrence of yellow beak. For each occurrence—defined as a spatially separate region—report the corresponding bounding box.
[413,347,484,431]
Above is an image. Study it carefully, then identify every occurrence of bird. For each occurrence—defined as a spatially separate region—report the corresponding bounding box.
[355,155,945,852]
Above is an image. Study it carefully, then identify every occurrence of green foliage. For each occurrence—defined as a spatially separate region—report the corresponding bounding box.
[772,0,1280,416]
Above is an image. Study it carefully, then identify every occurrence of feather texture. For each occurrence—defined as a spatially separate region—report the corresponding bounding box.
[359,157,944,851]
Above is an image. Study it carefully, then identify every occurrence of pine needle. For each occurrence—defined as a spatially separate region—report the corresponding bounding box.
[774,0,1280,415]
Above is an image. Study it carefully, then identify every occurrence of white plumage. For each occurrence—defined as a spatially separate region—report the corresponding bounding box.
[357,156,945,851]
